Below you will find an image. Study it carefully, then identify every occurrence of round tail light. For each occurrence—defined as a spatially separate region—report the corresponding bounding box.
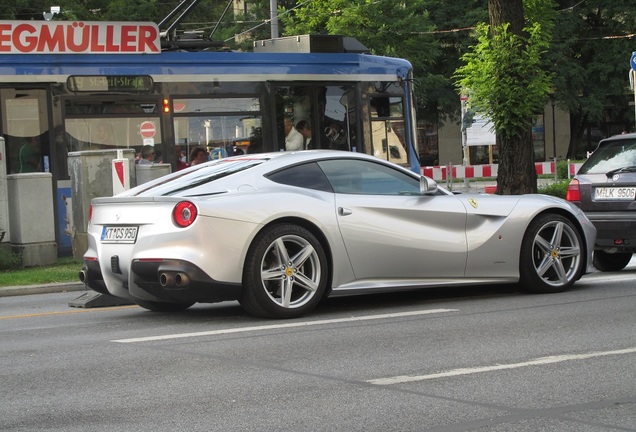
[173,201,198,227]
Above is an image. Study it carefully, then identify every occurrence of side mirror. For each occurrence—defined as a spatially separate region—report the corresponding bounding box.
[419,176,438,195]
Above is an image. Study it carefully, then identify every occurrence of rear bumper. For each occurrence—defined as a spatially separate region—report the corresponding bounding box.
[81,258,242,304]
[586,212,636,252]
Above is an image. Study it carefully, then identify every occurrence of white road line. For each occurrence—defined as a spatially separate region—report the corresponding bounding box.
[578,273,636,284]
[367,347,636,385]
[111,308,458,343]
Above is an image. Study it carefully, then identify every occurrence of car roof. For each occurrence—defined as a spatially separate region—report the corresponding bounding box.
[598,133,636,146]
[228,150,416,174]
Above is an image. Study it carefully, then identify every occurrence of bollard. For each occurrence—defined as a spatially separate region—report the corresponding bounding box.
[112,149,131,194]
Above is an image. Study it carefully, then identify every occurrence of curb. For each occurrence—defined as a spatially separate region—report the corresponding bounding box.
[0,282,87,297]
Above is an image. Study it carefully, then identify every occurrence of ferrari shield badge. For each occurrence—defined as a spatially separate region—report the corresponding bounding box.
[468,198,478,209]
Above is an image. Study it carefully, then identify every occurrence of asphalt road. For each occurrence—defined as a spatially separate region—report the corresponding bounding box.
[1,266,635,432]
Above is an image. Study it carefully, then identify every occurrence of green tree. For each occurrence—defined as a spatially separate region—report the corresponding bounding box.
[455,0,555,194]
[547,1,636,158]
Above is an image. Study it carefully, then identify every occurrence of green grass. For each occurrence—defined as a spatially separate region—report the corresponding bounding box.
[0,256,82,287]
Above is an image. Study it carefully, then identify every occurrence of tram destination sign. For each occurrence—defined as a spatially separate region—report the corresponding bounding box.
[67,75,154,92]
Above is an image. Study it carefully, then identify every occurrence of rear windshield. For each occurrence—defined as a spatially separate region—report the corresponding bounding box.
[132,158,266,197]
[578,139,636,174]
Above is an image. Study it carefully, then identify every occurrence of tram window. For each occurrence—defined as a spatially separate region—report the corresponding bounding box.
[172,97,262,159]
[369,94,408,165]
[173,98,260,113]
[65,117,162,152]
[274,84,357,152]
[65,100,155,115]
[370,96,404,118]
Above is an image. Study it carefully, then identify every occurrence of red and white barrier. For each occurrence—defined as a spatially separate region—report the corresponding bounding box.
[422,162,583,181]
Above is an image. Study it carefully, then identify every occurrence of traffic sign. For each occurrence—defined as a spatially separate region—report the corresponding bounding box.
[139,121,156,138]
[631,52,636,71]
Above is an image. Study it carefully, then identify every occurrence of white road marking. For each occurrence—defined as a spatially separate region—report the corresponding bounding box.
[111,308,457,343]
[367,347,636,385]
[578,272,636,284]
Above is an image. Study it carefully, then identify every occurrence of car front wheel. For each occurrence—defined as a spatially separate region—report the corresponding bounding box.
[240,223,328,319]
[593,251,633,272]
[519,214,585,293]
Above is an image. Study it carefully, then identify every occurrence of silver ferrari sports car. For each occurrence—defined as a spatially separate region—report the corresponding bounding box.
[80,151,596,319]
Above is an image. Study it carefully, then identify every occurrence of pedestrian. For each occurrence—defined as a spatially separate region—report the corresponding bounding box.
[284,117,303,151]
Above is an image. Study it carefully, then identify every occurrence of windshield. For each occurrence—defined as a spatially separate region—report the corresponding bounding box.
[132,157,266,197]
[578,139,636,174]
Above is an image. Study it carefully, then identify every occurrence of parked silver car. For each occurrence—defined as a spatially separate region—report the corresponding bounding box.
[81,150,596,318]
[567,133,636,271]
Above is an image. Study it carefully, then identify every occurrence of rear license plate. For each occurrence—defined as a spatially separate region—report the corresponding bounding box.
[594,187,636,200]
[101,226,138,244]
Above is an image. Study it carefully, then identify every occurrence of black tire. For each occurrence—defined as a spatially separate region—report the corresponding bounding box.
[240,223,328,319]
[593,251,633,272]
[519,214,585,294]
[135,299,194,312]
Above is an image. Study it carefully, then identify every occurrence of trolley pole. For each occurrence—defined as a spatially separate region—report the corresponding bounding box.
[270,0,279,39]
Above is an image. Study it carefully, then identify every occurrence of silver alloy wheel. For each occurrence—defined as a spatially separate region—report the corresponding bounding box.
[531,220,582,287]
[259,234,322,309]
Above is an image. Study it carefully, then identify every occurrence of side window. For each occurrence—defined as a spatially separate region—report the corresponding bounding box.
[318,159,420,195]
[267,162,333,192]
[274,84,358,152]
[369,93,408,165]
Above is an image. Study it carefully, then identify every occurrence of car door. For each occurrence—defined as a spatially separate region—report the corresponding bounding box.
[318,159,468,280]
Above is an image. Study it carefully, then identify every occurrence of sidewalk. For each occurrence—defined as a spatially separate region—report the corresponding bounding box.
[0,281,86,297]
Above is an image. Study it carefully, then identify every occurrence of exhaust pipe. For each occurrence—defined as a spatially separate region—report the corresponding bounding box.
[78,269,87,283]
[175,273,190,287]
[159,272,174,287]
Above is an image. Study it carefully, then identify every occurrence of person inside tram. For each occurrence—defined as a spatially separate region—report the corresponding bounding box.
[19,136,42,173]
[137,145,156,165]
[175,144,189,170]
[189,146,209,166]
[296,120,313,149]
[284,116,303,151]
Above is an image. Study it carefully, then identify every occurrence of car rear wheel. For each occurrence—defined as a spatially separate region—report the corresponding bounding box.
[593,251,633,272]
[519,214,584,293]
[240,223,328,319]
[134,299,194,312]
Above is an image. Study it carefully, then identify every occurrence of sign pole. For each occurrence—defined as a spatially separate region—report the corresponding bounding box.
[460,94,470,189]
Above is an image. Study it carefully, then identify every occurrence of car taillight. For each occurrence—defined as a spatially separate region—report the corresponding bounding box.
[173,201,198,227]
[566,179,580,202]
[88,204,93,223]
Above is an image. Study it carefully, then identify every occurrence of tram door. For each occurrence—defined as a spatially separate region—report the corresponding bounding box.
[0,88,50,175]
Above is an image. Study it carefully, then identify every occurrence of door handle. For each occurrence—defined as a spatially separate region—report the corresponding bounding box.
[338,207,352,216]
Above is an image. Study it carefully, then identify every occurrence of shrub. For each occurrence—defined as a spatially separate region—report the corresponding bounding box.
[0,246,20,270]
[538,180,570,199]
[556,160,569,180]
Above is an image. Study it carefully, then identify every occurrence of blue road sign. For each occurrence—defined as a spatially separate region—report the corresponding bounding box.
[631,52,636,71]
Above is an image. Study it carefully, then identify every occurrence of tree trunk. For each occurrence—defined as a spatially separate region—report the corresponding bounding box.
[488,0,525,34]
[496,128,537,194]
[567,112,585,159]
[489,0,537,194]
